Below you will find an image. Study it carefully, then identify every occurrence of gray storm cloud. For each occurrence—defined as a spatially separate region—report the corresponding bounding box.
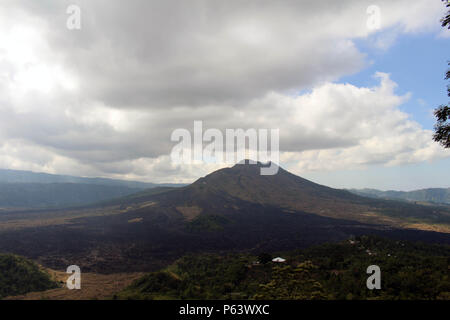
[0,0,447,181]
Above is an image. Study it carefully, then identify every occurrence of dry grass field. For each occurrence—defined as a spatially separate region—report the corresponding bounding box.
[4,269,143,300]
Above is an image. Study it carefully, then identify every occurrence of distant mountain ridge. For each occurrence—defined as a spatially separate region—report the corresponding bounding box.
[0,183,143,208]
[0,168,184,208]
[349,188,450,205]
[0,168,158,188]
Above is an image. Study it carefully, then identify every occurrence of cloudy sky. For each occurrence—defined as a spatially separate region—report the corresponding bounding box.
[0,0,449,190]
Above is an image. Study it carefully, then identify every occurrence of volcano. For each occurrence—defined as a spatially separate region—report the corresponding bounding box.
[124,161,450,229]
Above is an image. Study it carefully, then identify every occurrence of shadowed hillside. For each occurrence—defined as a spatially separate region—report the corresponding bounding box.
[0,254,57,298]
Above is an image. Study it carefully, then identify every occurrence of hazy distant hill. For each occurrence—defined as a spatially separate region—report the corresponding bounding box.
[0,168,158,188]
[0,168,184,208]
[0,183,144,208]
[349,188,450,205]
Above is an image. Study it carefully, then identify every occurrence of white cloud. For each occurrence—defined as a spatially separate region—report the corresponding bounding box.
[0,0,448,183]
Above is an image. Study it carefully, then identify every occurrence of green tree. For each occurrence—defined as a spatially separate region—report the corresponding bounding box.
[442,0,450,28]
[255,261,327,300]
[433,1,450,148]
